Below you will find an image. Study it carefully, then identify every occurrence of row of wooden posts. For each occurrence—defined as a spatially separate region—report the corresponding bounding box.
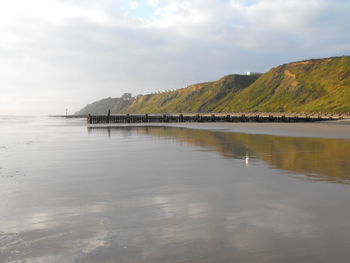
[87,111,342,125]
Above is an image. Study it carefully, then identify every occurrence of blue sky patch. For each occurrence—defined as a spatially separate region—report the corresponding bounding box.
[244,0,258,6]
[122,0,158,20]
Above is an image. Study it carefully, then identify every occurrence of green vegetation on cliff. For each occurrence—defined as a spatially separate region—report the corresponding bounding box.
[219,56,350,113]
[123,74,260,113]
[76,56,350,114]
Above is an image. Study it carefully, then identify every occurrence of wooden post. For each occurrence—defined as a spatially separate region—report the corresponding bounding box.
[179,114,184,122]
[107,109,111,123]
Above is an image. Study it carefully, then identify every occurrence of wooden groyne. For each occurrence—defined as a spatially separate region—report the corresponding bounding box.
[86,112,348,125]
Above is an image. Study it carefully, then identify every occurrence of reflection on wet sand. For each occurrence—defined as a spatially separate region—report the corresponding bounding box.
[2,119,350,263]
[95,126,350,183]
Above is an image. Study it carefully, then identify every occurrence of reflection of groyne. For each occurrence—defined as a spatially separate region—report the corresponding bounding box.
[92,126,350,183]
[86,112,346,126]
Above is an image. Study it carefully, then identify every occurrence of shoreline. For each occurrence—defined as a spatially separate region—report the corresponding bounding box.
[87,119,350,139]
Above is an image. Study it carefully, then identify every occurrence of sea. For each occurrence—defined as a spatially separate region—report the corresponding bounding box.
[1,116,350,263]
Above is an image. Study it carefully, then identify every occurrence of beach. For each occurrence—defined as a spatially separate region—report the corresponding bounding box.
[1,116,350,263]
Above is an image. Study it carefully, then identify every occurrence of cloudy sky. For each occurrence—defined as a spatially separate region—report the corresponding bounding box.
[0,0,349,115]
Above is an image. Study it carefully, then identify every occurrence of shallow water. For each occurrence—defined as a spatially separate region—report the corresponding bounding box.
[1,117,350,263]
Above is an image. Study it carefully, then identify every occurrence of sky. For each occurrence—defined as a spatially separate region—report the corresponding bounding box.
[0,0,349,115]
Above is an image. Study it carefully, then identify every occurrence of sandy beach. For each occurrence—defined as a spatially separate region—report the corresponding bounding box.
[88,120,350,139]
[2,117,350,263]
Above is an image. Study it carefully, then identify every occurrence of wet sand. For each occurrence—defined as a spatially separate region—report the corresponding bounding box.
[88,120,350,139]
[1,117,350,263]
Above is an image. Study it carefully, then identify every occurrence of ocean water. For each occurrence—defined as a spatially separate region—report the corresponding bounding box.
[1,116,350,263]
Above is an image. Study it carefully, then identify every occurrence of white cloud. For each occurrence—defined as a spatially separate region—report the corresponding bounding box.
[129,1,140,9]
[0,0,349,114]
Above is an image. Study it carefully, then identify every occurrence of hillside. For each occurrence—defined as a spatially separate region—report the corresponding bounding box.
[76,56,350,115]
[217,56,350,113]
[75,93,133,115]
[122,74,260,113]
